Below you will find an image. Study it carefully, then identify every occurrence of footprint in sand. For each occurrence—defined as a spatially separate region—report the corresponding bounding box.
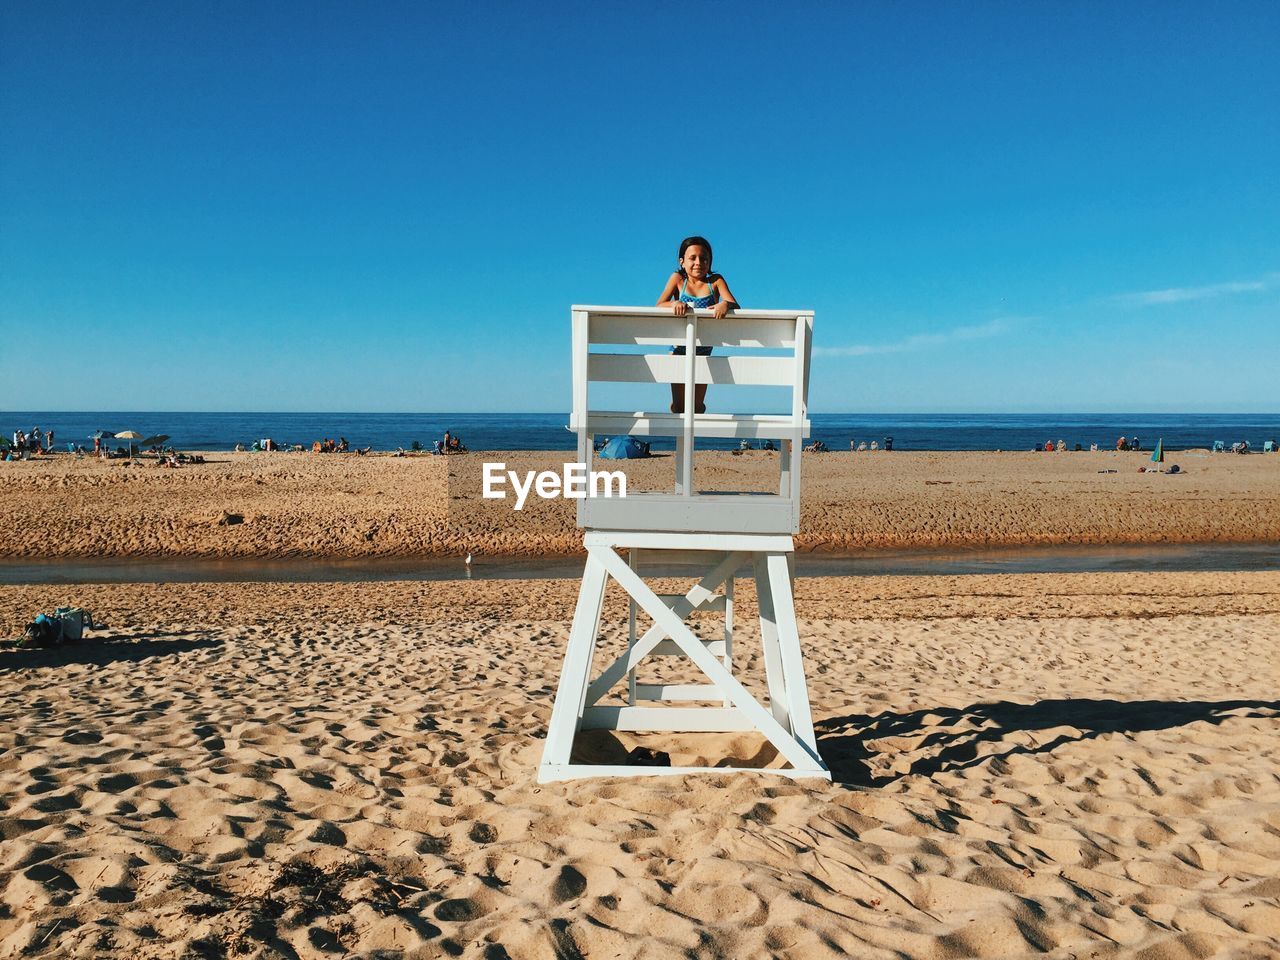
[434,897,480,922]
[94,773,138,794]
[552,865,587,903]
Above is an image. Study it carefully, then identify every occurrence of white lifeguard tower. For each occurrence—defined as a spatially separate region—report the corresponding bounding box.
[538,305,829,781]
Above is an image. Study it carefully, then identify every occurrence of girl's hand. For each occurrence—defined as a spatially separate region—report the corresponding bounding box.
[671,300,688,316]
[711,300,730,319]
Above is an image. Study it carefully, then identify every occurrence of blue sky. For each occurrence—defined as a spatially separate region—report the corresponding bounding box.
[2,2,1277,413]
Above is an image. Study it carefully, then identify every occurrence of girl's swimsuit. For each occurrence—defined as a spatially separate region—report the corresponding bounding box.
[672,275,718,356]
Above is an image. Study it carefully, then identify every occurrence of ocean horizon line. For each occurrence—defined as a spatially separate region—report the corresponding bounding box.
[8,409,1280,417]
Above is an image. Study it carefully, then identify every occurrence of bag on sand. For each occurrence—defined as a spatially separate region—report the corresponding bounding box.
[53,607,93,642]
[19,615,58,649]
[17,608,95,648]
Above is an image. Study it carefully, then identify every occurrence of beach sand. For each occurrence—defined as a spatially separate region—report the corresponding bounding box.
[2,572,1278,958]
[2,449,1279,560]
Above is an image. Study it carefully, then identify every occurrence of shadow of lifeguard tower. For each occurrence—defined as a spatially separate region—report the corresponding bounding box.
[538,305,830,781]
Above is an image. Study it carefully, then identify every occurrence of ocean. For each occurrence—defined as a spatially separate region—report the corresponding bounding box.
[5,411,1278,453]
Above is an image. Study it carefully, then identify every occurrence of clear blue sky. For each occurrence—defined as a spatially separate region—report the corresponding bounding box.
[2,2,1277,413]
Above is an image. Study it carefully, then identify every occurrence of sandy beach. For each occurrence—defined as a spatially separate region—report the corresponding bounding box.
[3,454,1279,957]
[2,572,1279,958]
[2,449,1279,560]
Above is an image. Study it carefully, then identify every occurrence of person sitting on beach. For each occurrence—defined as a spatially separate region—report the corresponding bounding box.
[656,236,739,415]
[448,434,468,454]
[1117,436,1127,451]
[338,437,349,452]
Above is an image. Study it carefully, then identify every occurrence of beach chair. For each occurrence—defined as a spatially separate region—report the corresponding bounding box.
[1265,441,1275,453]
[539,305,827,782]
[1213,440,1225,452]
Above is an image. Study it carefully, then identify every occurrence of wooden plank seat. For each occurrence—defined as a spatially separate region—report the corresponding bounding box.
[580,411,810,440]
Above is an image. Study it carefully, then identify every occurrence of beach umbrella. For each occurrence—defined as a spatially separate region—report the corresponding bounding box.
[1151,438,1164,464]
[140,434,170,449]
[598,436,651,460]
[114,430,143,459]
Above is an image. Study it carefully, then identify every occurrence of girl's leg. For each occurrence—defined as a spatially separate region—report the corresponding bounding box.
[670,383,708,414]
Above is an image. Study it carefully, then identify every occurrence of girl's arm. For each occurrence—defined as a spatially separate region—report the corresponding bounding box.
[657,273,689,315]
[710,275,739,318]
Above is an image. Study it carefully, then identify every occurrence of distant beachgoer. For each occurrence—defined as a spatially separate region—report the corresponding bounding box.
[1117,436,1127,451]
[46,430,54,451]
[338,437,349,452]
[1131,436,1141,452]
[657,236,739,415]
[1044,440,1055,452]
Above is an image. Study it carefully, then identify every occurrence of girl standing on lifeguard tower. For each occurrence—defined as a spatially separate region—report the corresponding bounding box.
[656,236,738,414]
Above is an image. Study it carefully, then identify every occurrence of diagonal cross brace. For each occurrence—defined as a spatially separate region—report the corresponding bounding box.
[583,550,746,709]
[591,547,825,772]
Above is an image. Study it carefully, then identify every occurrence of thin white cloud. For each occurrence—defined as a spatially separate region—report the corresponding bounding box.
[814,317,1016,358]
[1116,272,1279,306]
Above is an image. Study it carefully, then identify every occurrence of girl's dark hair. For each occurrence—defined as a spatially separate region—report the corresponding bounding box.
[677,236,713,278]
